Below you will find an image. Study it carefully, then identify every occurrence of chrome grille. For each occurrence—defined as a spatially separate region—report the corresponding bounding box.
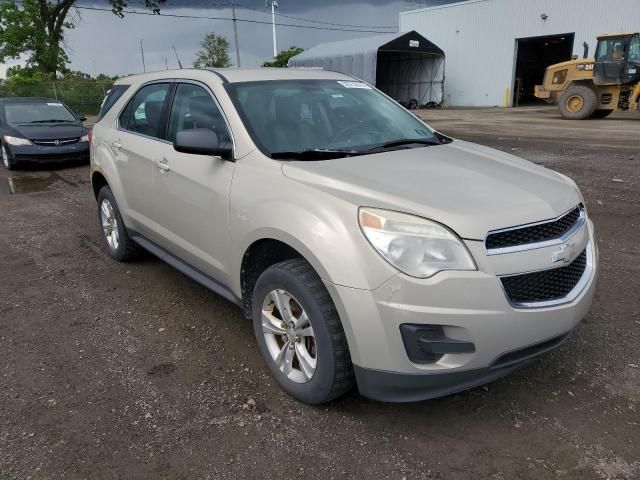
[31,137,79,146]
[500,248,587,306]
[486,206,583,253]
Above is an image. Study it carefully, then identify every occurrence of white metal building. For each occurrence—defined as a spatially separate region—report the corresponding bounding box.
[400,0,640,107]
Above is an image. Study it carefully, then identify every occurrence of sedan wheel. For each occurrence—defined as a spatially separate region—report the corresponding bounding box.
[2,144,13,170]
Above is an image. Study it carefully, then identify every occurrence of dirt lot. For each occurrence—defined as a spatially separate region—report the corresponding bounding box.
[1,107,639,480]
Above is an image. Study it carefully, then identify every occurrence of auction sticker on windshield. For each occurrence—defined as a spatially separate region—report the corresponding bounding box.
[337,81,371,89]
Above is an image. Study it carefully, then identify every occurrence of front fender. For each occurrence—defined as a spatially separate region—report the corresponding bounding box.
[228,154,397,297]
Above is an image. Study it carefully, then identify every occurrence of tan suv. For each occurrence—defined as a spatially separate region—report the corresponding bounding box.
[90,68,598,404]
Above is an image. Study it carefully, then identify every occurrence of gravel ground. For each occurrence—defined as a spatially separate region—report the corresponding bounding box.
[0,106,638,480]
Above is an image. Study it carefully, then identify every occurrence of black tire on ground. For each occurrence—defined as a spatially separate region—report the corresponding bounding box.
[96,186,143,262]
[252,258,355,404]
[2,143,16,170]
[590,109,614,119]
[558,85,598,120]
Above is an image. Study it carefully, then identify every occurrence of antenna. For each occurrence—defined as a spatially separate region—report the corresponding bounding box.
[265,0,279,57]
[172,45,183,69]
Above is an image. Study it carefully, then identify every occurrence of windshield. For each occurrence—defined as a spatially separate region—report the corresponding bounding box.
[225,79,439,157]
[3,102,77,124]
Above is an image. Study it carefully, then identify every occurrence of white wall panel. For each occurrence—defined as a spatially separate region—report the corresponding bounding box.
[400,0,640,106]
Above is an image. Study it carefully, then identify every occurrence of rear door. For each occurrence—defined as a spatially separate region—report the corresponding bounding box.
[112,81,172,239]
[152,81,236,283]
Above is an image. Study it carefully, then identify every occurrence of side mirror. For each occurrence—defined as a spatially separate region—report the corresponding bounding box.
[174,128,233,160]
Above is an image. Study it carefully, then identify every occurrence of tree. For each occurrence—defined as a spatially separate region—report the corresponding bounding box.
[262,47,304,68]
[0,0,166,78]
[193,32,232,69]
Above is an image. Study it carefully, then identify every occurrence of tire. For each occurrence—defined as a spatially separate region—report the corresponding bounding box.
[97,186,143,262]
[558,85,598,120]
[2,143,16,170]
[590,109,614,119]
[252,258,354,404]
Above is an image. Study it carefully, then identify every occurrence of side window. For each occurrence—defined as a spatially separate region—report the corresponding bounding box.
[630,35,640,63]
[167,83,231,145]
[120,83,170,139]
[98,85,129,121]
[597,38,626,62]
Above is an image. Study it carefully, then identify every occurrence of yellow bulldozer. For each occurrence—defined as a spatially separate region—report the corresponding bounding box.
[535,33,640,119]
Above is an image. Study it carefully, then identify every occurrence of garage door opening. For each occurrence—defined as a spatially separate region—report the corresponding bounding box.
[514,33,575,106]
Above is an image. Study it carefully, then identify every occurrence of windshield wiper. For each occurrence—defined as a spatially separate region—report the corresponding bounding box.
[270,149,364,160]
[24,119,73,124]
[364,139,441,152]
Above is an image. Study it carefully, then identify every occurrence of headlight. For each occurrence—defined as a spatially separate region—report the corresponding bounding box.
[80,134,89,143]
[359,207,476,278]
[3,135,32,146]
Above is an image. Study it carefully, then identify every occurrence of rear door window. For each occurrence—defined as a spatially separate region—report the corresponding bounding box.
[97,85,129,121]
[119,83,170,139]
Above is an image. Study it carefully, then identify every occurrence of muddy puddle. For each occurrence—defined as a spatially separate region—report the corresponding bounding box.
[1,172,76,195]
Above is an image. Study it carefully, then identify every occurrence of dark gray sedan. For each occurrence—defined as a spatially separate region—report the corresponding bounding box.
[0,97,90,170]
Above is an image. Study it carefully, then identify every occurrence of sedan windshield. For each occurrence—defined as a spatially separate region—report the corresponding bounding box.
[4,102,77,124]
[225,80,440,158]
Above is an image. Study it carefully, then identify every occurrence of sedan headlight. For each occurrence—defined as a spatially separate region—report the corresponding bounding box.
[3,135,32,146]
[80,134,89,143]
[359,207,476,278]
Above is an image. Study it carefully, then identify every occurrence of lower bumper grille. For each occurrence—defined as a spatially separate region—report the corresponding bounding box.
[14,151,89,163]
[500,248,588,306]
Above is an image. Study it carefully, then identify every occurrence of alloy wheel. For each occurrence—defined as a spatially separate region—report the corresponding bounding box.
[100,198,120,251]
[261,289,317,383]
[2,145,9,169]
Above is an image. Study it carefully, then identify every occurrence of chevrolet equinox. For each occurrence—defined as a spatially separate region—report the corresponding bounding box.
[90,68,598,404]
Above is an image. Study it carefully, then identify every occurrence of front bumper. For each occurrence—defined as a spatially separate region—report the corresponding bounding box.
[325,221,598,402]
[8,142,89,164]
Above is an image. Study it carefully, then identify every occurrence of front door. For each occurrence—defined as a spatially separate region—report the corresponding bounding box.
[152,82,236,284]
[595,36,629,84]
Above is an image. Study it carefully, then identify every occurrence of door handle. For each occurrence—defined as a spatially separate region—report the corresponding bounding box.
[156,158,170,172]
[111,140,122,150]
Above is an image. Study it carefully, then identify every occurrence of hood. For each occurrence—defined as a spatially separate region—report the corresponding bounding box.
[281,140,582,240]
[9,123,86,141]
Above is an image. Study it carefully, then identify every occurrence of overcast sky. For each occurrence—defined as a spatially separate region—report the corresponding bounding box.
[61,0,461,76]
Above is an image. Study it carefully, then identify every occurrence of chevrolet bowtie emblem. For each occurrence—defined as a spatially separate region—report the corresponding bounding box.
[551,243,577,265]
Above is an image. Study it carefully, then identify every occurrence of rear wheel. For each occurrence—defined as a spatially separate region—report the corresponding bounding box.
[2,144,15,170]
[252,258,354,404]
[590,109,614,119]
[559,85,597,120]
[97,186,143,262]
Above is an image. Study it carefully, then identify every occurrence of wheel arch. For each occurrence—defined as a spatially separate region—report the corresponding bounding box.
[238,235,331,319]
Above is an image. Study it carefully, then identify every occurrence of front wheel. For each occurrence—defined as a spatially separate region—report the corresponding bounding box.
[2,144,15,170]
[558,85,597,120]
[252,259,354,404]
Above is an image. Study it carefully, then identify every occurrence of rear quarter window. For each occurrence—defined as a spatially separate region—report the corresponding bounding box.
[97,85,130,121]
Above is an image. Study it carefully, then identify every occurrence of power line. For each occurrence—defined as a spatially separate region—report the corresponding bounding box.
[67,4,398,33]
[110,0,398,32]
[194,1,398,29]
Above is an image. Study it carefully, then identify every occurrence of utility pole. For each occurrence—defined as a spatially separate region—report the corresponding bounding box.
[140,39,146,73]
[232,4,241,67]
[265,0,278,58]
[172,45,183,69]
